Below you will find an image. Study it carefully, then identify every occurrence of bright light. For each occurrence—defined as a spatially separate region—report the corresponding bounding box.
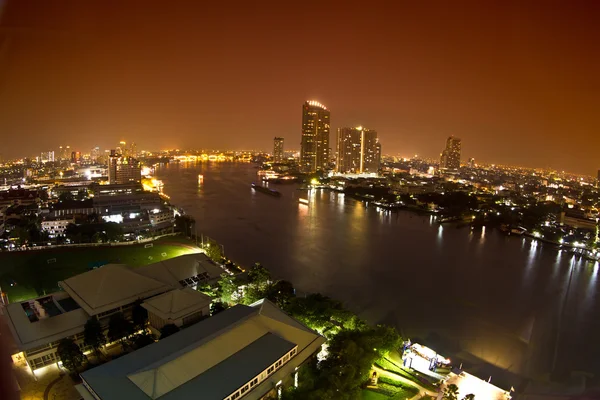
[310,178,319,185]
[533,231,542,238]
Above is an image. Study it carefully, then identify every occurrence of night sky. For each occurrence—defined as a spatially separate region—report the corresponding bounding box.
[0,1,598,174]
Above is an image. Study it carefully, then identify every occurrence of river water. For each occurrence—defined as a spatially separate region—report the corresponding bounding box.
[156,162,600,385]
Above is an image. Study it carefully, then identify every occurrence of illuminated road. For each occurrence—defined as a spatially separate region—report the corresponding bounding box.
[156,162,600,386]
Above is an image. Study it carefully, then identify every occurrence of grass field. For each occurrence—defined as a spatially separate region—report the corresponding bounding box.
[0,235,201,303]
[361,390,390,400]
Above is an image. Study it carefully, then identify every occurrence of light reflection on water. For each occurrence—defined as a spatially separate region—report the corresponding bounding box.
[155,162,600,378]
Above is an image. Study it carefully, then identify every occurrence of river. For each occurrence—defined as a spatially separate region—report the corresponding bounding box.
[155,162,600,386]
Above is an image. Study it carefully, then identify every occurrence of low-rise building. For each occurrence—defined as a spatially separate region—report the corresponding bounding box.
[41,216,74,238]
[142,287,212,334]
[77,299,325,400]
[3,253,223,371]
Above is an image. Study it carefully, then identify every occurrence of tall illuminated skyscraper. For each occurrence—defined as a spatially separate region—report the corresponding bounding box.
[273,137,284,163]
[300,101,330,173]
[336,127,381,174]
[440,136,461,170]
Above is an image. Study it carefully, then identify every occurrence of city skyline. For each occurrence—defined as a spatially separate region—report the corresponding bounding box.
[0,2,598,174]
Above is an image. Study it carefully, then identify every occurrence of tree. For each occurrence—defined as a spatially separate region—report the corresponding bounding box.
[57,338,86,373]
[248,263,271,290]
[265,280,295,309]
[131,300,148,331]
[83,318,106,359]
[159,323,180,340]
[443,384,460,400]
[133,334,155,349]
[107,312,134,350]
[217,273,237,305]
[204,240,223,261]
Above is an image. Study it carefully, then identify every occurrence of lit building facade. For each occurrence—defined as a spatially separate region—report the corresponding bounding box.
[440,136,461,170]
[336,127,381,174]
[273,137,284,163]
[300,101,330,173]
[40,151,55,163]
[108,150,142,184]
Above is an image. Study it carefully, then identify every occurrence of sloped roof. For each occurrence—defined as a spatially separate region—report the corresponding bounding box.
[135,253,223,287]
[59,264,172,316]
[141,287,211,321]
[80,300,325,400]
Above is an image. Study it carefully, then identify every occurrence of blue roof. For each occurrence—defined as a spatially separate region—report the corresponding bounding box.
[162,333,295,400]
[81,305,257,400]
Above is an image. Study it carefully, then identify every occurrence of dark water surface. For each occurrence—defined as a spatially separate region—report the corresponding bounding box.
[156,162,600,382]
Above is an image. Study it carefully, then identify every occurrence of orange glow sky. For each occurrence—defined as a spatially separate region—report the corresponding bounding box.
[0,1,598,174]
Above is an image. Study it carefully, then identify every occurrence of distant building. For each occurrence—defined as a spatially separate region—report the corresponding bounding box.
[90,146,101,163]
[76,299,325,400]
[41,216,74,238]
[468,157,475,168]
[440,136,461,170]
[0,188,41,207]
[560,210,598,231]
[300,100,330,173]
[336,127,381,174]
[108,150,142,184]
[70,151,81,163]
[597,169,600,186]
[273,137,284,163]
[40,151,55,163]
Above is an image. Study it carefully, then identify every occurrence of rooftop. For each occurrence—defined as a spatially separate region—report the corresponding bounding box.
[4,292,89,351]
[141,287,212,321]
[59,264,172,316]
[80,300,325,400]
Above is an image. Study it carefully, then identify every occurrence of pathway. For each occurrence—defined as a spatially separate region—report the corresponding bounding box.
[372,365,438,400]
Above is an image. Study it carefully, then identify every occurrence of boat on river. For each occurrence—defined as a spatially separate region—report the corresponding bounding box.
[251,183,281,197]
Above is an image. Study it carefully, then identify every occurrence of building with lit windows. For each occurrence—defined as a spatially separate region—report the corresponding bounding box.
[336,127,381,174]
[439,136,461,170]
[300,101,330,173]
[108,150,142,184]
[76,299,325,400]
[273,137,284,163]
[40,151,55,163]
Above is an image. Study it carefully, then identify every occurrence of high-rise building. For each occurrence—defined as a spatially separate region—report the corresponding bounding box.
[40,151,55,163]
[336,127,381,174]
[58,145,71,161]
[273,137,284,163]
[336,127,362,173]
[71,151,82,163]
[108,149,142,184]
[91,147,101,163]
[468,157,475,168]
[300,101,330,173]
[440,136,461,170]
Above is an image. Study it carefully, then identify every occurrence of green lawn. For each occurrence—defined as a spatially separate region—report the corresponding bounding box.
[361,389,390,400]
[0,235,201,303]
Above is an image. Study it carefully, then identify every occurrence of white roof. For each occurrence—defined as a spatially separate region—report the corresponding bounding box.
[59,264,172,316]
[141,288,212,321]
[135,253,223,286]
[81,300,326,400]
[4,294,89,351]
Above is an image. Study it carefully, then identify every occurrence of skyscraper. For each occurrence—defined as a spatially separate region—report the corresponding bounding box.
[300,101,330,173]
[336,127,381,174]
[273,137,284,163]
[108,149,142,184]
[440,136,461,170]
[336,127,362,173]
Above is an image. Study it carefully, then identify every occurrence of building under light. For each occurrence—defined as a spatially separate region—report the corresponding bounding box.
[76,299,325,400]
[273,137,284,163]
[300,100,330,173]
[336,127,381,174]
[108,149,142,184]
[440,136,461,170]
